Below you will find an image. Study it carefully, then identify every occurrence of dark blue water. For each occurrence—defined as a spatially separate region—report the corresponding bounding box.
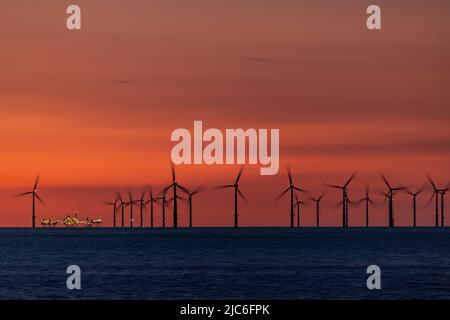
[0,228,449,300]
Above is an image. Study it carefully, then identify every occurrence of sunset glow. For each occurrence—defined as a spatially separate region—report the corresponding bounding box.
[1,0,449,227]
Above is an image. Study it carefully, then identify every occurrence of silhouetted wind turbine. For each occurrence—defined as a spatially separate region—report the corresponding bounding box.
[358,186,376,227]
[439,189,448,227]
[117,195,125,228]
[217,167,247,228]
[104,194,120,228]
[157,189,169,228]
[124,191,138,228]
[164,165,188,228]
[327,172,357,228]
[427,175,449,227]
[380,174,405,227]
[278,167,307,228]
[294,195,305,228]
[137,190,147,228]
[310,192,325,227]
[146,187,158,228]
[17,175,45,228]
[406,187,425,227]
[186,186,206,228]
[346,197,361,227]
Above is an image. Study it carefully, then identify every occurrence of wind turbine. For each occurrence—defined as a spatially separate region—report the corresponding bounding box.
[117,195,125,228]
[310,192,325,228]
[277,167,307,228]
[439,189,448,227]
[104,194,120,227]
[346,197,361,227]
[17,175,45,228]
[136,190,147,228]
[294,195,305,228]
[217,166,247,228]
[124,191,138,228]
[358,186,376,227]
[157,189,169,228]
[163,165,188,228]
[380,174,405,228]
[406,187,425,227]
[427,175,449,227]
[186,186,206,228]
[146,187,158,228]
[327,172,357,228]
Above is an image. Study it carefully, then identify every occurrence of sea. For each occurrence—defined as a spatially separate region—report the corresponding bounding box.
[0,227,449,300]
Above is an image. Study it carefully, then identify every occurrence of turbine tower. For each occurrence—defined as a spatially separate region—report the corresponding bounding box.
[125,191,138,228]
[163,165,188,228]
[217,167,247,228]
[439,189,448,227]
[278,167,307,228]
[327,172,357,228]
[427,176,449,227]
[186,186,205,228]
[310,192,325,228]
[17,175,45,228]
[118,195,125,228]
[380,174,405,228]
[294,195,305,228]
[137,190,147,228]
[406,188,424,227]
[146,187,158,228]
[358,187,375,228]
[157,189,169,228]
[104,194,120,228]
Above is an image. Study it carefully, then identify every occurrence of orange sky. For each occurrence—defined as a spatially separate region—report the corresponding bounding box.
[0,0,449,227]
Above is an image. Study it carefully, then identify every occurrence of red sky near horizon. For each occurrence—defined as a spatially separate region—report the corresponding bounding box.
[0,0,449,227]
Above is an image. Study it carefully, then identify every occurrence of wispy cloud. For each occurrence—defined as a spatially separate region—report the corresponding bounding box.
[284,138,450,156]
[114,80,134,85]
[242,56,277,64]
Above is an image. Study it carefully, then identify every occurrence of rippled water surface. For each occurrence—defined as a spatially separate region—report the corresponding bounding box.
[0,228,449,299]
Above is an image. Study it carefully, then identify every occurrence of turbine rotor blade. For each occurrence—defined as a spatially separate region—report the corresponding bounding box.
[217,185,234,190]
[326,184,343,189]
[33,174,41,191]
[237,188,248,203]
[192,186,206,196]
[415,184,427,195]
[276,187,291,200]
[344,172,357,187]
[163,184,174,192]
[16,191,33,197]
[235,166,244,185]
[35,193,46,205]
[287,166,293,186]
[293,186,307,193]
[427,175,437,191]
[380,173,391,189]
[427,192,437,205]
[376,188,388,197]
[177,184,189,194]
